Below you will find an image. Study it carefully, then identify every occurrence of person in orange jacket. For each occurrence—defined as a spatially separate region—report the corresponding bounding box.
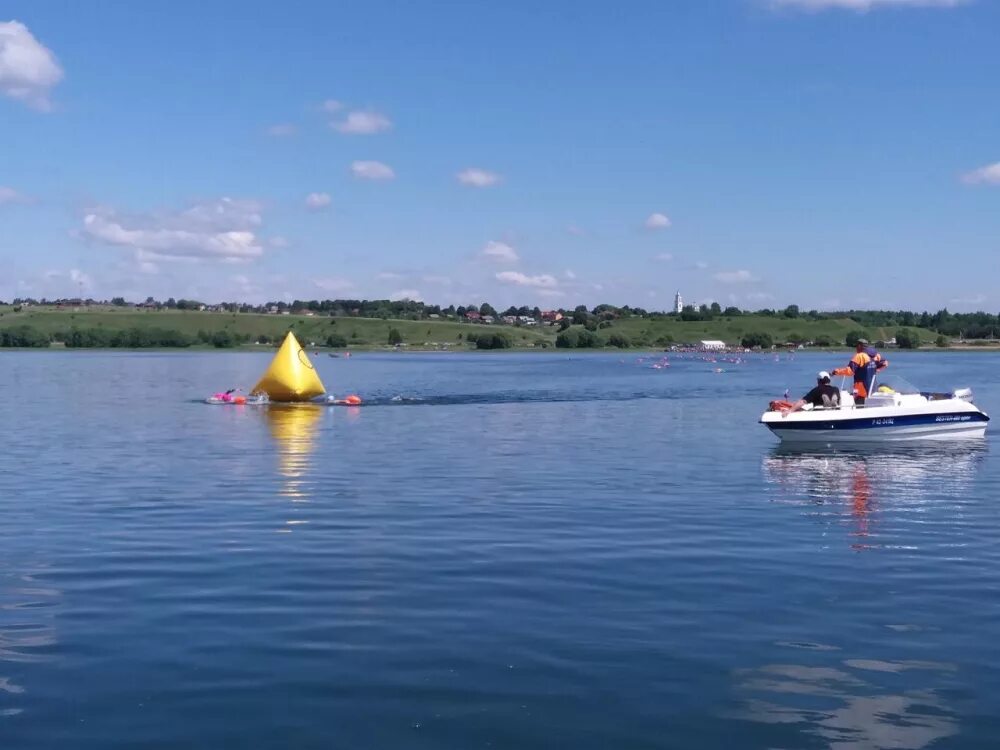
[833,338,887,404]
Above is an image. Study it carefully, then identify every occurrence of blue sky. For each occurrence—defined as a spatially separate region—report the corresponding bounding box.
[1,0,997,310]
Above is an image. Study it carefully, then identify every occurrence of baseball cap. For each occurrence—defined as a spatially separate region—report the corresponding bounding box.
[857,338,869,345]
[818,371,831,381]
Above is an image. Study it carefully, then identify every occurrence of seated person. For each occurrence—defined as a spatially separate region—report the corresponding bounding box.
[782,371,840,416]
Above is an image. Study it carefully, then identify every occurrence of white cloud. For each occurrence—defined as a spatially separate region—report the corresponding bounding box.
[333,110,392,134]
[266,123,297,137]
[269,236,289,249]
[714,269,758,284]
[538,289,565,298]
[495,271,559,288]
[771,0,965,9]
[422,274,452,285]
[456,168,501,187]
[305,192,332,210]
[645,212,672,230]
[391,289,422,301]
[314,277,353,293]
[0,186,25,205]
[694,261,710,270]
[0,21,63,111]
[177,198,262,229]
[80,197,267,263]
[39,267,92,292]
[230,273,259,295]
[351,160,395,180]
[564,269,577,279]
[480,240,519,263]
[950,293,987,306]
[745,291,775,302]
[961,162,1000,186]
[654,252,673,262]
[321,99,343,113]
[377,271,404,281]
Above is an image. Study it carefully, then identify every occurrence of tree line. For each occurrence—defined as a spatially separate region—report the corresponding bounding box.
[0,326,255,349]
[738,328,926,350]
[8,294,1000,341]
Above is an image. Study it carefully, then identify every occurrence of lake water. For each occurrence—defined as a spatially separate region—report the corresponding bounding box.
[2,350,999,749]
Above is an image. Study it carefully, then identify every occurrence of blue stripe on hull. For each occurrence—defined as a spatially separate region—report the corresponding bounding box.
[768,411,989,432]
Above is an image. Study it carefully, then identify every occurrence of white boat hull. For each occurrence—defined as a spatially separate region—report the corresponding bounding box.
[761,395,989,444]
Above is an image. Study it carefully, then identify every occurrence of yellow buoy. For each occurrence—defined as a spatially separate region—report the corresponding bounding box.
[252,332,326,401]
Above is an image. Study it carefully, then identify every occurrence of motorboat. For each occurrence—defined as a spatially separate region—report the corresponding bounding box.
[760,375,989,444]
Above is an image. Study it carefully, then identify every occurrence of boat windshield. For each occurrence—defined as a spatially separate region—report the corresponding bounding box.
[870,374,921,395]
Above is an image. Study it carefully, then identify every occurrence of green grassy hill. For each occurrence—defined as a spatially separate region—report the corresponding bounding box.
[0,306,551,348]
[0,305,938,349]
[607,315,937,347]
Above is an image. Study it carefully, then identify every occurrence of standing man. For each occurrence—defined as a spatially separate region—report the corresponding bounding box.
[864,340,888,373]
[833,338,887,404]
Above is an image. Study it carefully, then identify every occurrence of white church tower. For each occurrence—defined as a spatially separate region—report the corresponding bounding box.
[674,291,683,314]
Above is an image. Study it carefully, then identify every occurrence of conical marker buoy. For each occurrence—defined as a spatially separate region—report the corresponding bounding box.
[252,332,326,402]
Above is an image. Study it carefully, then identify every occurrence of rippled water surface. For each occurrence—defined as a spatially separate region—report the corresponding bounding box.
[2,350,999,749]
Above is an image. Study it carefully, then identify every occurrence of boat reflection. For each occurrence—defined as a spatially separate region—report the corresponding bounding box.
[262,404,323,501]
[761,445,987,549]
[734,656,959,749]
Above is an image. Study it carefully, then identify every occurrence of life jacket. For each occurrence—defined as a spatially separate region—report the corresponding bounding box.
[849,352,877,390]
[834,351,877,397]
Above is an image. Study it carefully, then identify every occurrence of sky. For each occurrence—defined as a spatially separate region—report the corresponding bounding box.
[1,0,998,311]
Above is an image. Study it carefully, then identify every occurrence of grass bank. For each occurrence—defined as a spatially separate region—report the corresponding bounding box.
[0,305,942,351]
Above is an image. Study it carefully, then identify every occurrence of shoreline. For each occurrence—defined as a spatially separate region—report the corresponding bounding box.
[4,344,1000,354]
[4,307,998,353]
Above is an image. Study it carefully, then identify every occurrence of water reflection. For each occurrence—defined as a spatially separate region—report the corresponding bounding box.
[735,656,958,749]
[761,446,986,549]
[0,569,60,719]
[262,405,323,501]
